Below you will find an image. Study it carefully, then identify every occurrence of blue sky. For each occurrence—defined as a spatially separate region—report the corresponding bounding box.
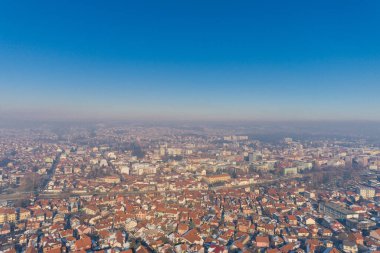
[0,0,380,121]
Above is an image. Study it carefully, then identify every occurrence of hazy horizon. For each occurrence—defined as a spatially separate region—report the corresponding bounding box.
[1,116,380,140]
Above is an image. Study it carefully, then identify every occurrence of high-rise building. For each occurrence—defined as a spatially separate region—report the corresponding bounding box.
[357,186,376,199]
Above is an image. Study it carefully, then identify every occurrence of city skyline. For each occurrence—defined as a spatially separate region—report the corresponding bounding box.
[1,1,380,121]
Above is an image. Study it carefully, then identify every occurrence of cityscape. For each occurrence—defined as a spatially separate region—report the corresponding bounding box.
[0,123,379,253]
[1,1,380,253]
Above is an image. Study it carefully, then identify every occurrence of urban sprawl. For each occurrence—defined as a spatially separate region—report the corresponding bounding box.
[0,125,379,253]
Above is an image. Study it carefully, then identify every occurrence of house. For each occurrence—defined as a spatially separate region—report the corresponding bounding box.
[287,215,298,226]
[25,246,38,253]
[0,208,17,223]
[208,245,228,253]
[0,223,11,235]
[0,210,6,224]
[182,229,203,245]
[304,217,316,225]
[320,229,333,237]
[19,208,31,220]
[348,232,363,245]
[341,240,357,253]
[297,227,310,237]
[83,205,98,215]
[43,243,61,253]
[370,229,380,241]
[41,237,62,253]
[305,239,321,253]
[271,235,284,247]
[280,242,296,253]
[72,235,92,251]
[136,245,150,253]
[178,223,189,235]
[323,247,341,253]
[76,225,92,235]
[34,210,45,221]
[267,249,281,253]
[256,236,270,248]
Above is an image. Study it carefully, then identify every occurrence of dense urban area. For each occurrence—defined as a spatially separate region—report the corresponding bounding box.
[0,123,379,253]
